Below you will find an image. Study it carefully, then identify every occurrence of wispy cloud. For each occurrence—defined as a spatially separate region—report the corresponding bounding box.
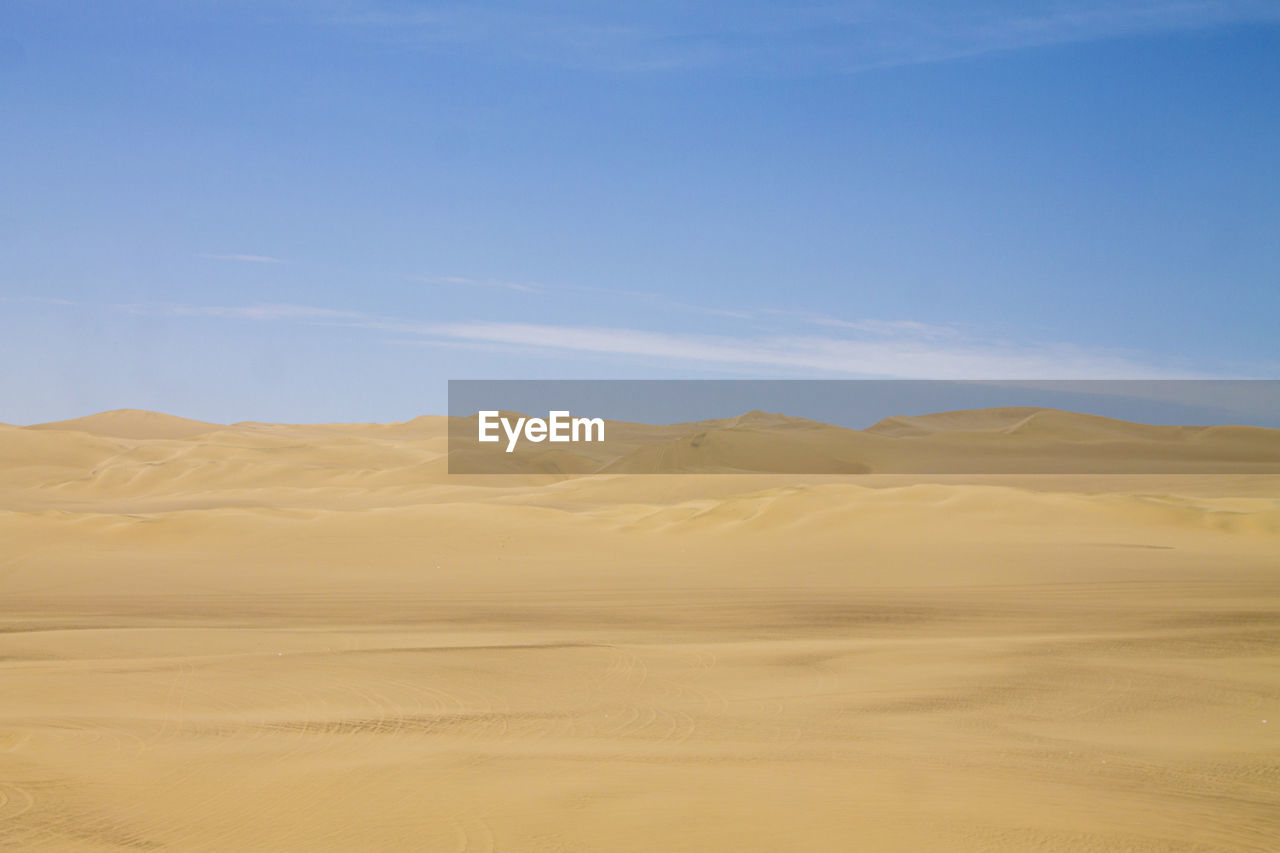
[126,302,365,321]
[18,295,1211,378]
[407,274,542,293]
[326,1,1280,74]
[420,321,1192,379]
[328,5,723,73]
[565,284,757,320]
[0,294,77,306]
[198,253,284,264]
[822,1,1280,72]
[763,310,965,339]
[134,301,1211,377]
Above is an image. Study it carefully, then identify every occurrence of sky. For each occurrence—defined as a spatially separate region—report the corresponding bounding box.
[2,0,1279,423]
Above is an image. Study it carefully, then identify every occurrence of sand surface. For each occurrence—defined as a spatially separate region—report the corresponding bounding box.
[2,410,1278,851]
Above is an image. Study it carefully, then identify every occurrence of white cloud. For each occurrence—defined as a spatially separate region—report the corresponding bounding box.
[127,302,365,321]
[566,284,758,320]
[0,295,77,306]
[799,315,963,339]
[199,253,284,264]
[423,321,1195,379]
[409,274,542,293]
[327,1,1280,75]
[27,294,1209,378]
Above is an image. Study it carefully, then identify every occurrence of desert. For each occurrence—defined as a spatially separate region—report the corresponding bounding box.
[1,408,1277,851]
[10,3,1279,849]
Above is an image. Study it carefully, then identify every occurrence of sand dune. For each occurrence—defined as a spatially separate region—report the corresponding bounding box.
[450,407,1280,474]
[865,405,1169,436]
[2,410,1278,851]
[26,408,225,439]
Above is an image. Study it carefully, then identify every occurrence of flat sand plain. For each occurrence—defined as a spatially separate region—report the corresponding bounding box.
[2,410,1278,851]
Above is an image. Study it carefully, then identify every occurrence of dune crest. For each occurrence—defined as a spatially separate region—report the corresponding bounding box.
[26,408,225,439]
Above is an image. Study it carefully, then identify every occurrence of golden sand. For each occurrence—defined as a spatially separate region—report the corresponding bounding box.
[1,410,1277,851]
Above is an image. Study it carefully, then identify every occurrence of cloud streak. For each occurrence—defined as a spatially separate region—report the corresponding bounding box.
[421,321,1192,379]
[406,274,542,293]
[328,1,1280,74]
[199,253,284,264]
[127,302,364,321]
[28,296,1212,378]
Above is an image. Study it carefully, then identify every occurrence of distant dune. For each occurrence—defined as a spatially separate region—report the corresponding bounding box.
[869,406,1161,436]
[2,409,1278,851]
[451,406,1280,474]
[25,407,225,439]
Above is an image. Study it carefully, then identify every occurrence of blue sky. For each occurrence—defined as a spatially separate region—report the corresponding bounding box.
[2,1,1278,423]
